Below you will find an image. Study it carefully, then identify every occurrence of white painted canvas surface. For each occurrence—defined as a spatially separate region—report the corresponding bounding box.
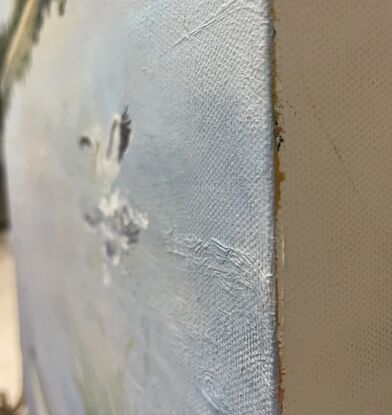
[5,1,277,414]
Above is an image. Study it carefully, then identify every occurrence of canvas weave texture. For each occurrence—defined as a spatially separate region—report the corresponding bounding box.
[5,1,277,414]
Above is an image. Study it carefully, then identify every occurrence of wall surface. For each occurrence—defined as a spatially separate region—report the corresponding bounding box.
[5,1,277,414]
[275,1,392,414]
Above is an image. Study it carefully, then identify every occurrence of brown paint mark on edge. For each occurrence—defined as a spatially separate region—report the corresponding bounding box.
[271,2,286,413]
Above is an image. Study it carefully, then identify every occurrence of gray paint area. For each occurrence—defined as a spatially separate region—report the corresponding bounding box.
[5,0,277,414]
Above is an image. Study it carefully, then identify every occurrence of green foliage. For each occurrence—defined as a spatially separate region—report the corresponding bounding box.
[0,0,67,135]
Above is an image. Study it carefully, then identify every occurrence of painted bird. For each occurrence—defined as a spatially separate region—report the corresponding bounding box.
[79,106,132,186]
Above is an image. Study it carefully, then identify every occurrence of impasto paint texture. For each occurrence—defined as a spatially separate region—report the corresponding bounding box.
[5,1,277,414]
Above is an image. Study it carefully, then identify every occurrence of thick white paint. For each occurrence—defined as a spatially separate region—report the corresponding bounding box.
[5,1,277,414]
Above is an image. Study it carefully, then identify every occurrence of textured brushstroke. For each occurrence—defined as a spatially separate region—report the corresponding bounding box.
[165,233,276,413]
[84,190,149,266]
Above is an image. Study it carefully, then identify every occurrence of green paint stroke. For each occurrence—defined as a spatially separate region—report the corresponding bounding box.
[0,0,66,132]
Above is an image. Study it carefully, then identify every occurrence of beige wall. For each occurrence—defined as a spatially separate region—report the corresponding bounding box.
[275,1,392,414]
